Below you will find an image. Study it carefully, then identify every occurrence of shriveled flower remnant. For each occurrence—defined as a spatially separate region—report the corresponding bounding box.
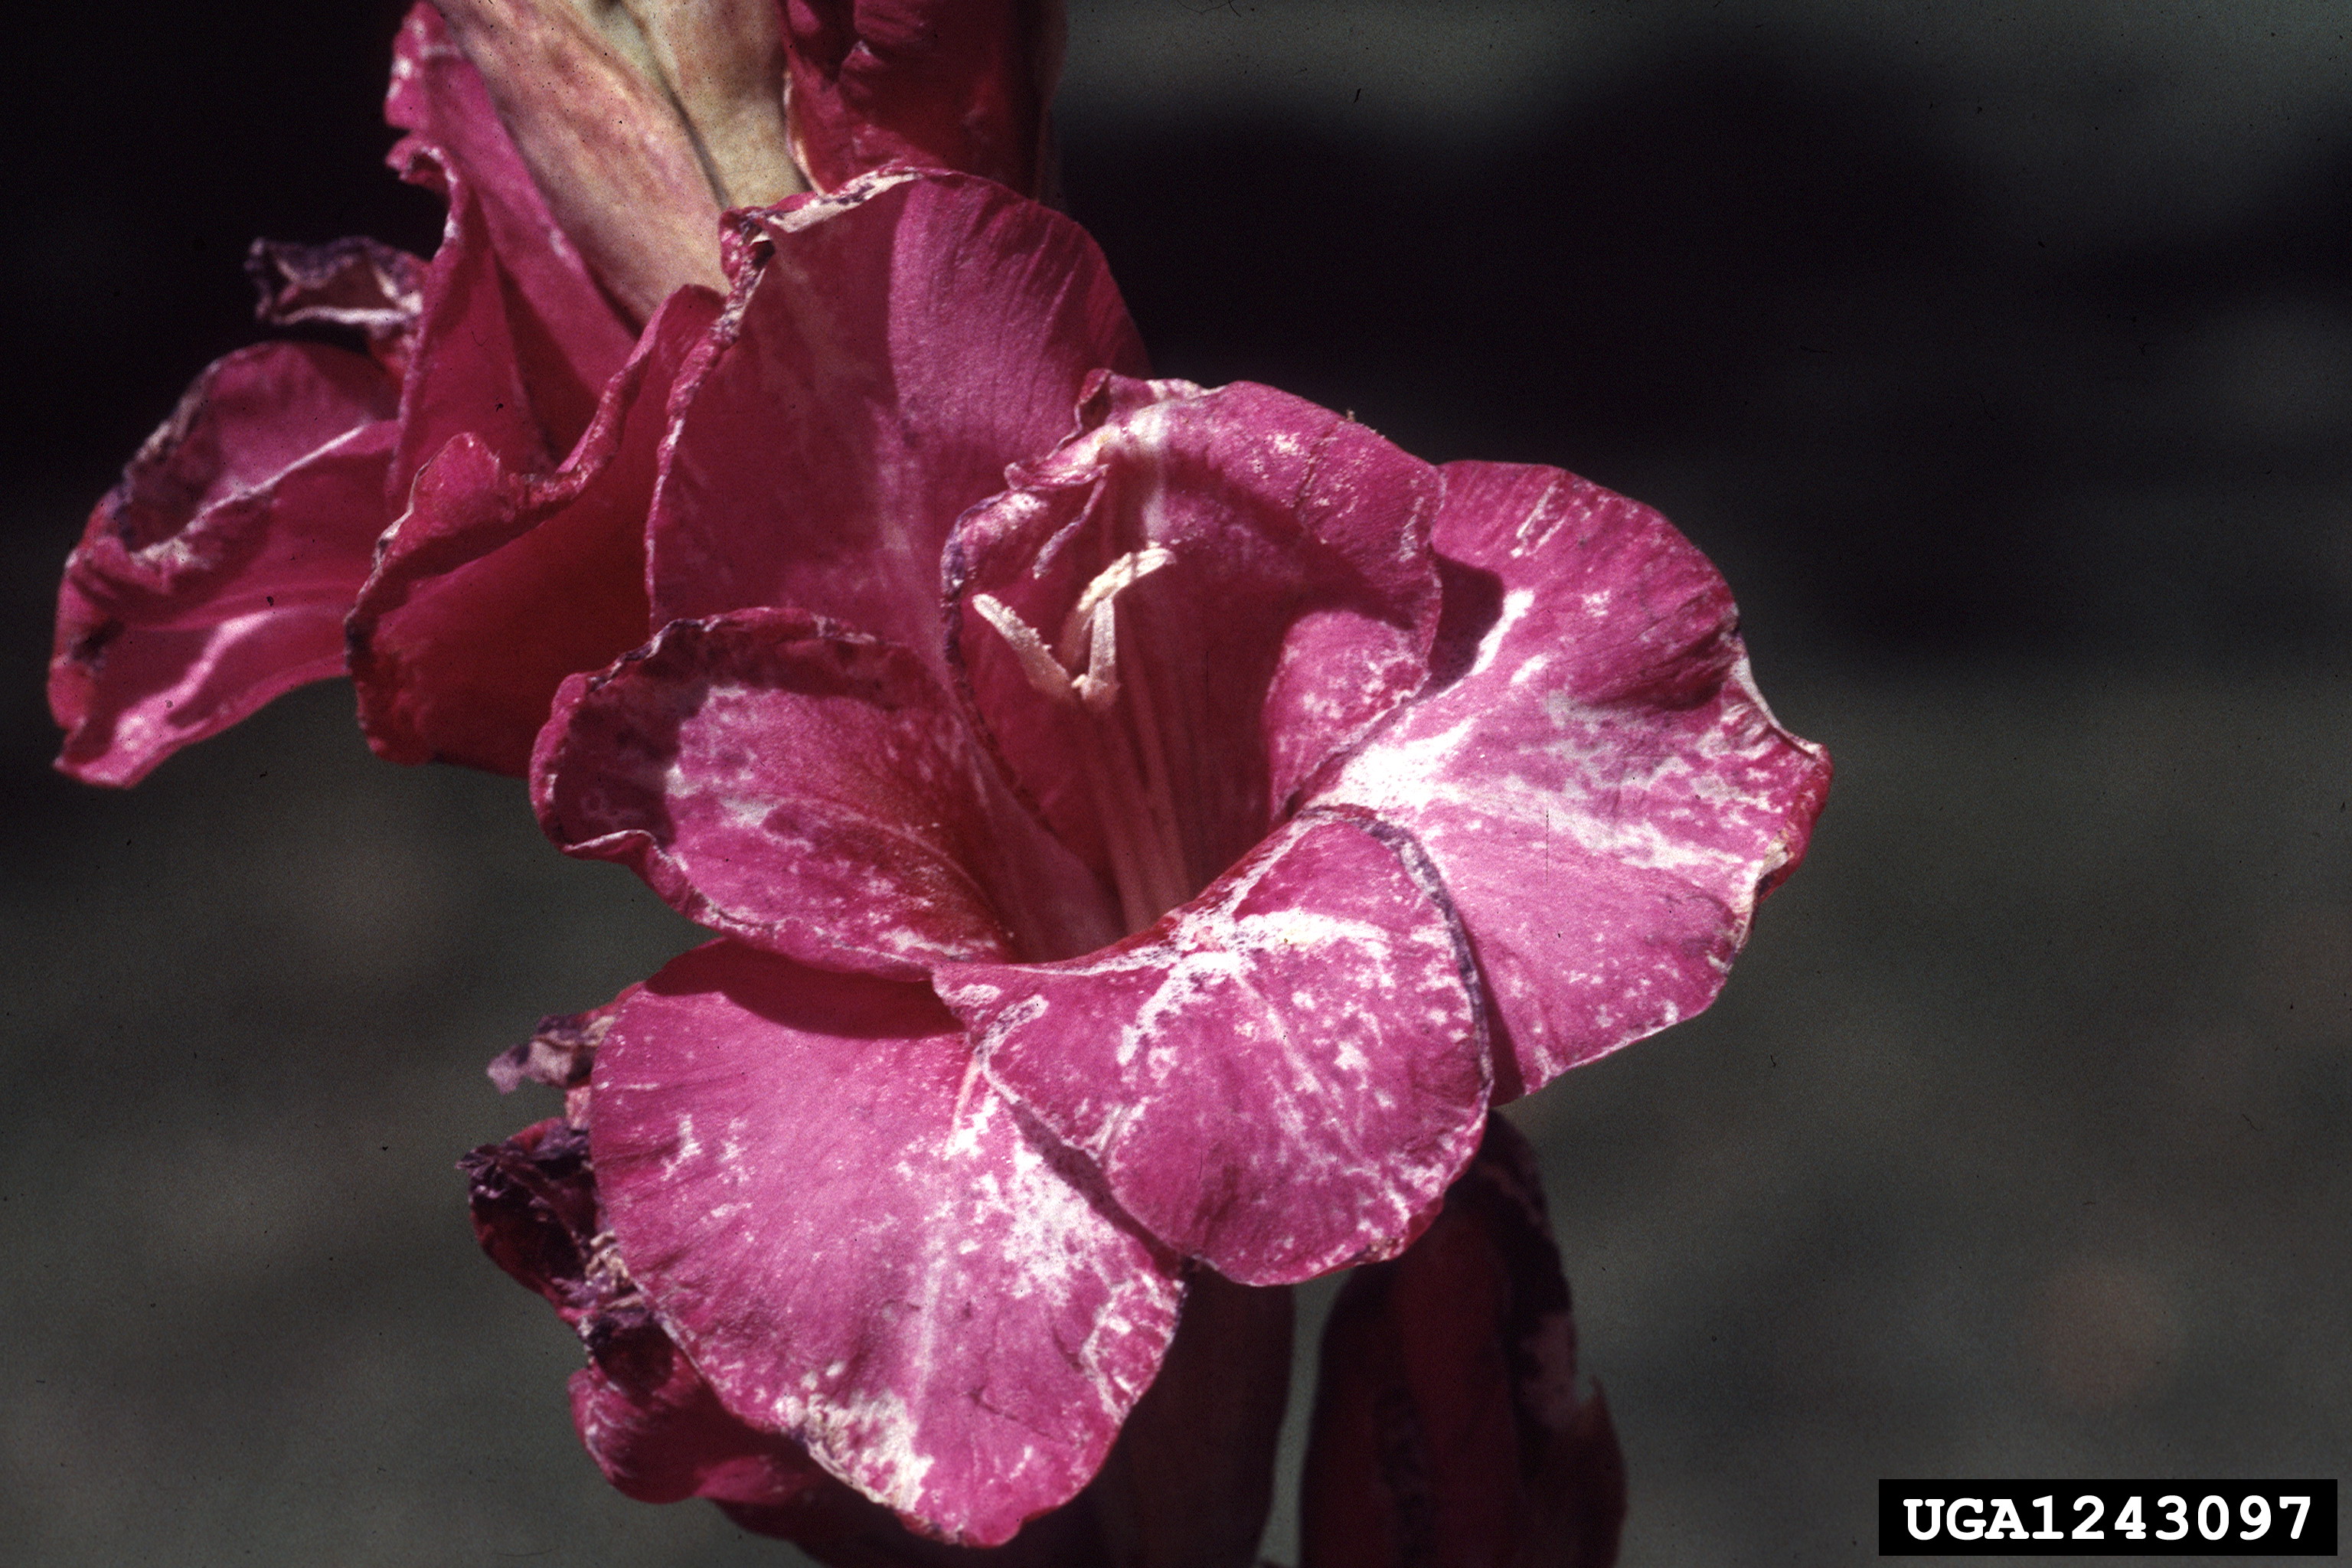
[55,2,1830,1564]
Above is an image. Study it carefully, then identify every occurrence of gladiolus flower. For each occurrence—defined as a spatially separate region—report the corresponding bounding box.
[511,165,1827,1544]
[57,1,1828,1549]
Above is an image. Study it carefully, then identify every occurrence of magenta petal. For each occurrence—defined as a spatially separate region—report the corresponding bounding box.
[534,609,1050,975]
[1317,462,1833,1098]
[348,286,719,775]
[746,1276,1288,1565]
[946,377,1442,906]
[51,343,398,786]
[569,1341,833,1513]
[937,811,1490,1285]
[648,169,1146,662]
[385,2,635,384]
[385,2,636,485]
[784,0,1062,196]
[386,168,559,498]
[593,942,1181,1544]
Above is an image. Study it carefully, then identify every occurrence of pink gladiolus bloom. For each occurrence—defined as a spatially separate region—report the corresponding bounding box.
[511,164,1829,1544]
[59,0,1824,1547]
[51,0,1062,785]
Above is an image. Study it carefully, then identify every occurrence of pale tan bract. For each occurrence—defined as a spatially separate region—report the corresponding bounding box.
[433,0,808,322]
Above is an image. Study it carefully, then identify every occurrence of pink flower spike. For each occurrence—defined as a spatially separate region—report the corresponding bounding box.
[648,168,1147,664]
[939,809,1490,1286]
[591,942,1183,1546]
[785,0,1063,196]
[1317,461,1833,1098]
[51,343,399,786]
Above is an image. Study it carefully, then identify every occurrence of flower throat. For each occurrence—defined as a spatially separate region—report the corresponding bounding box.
[970,546,1204,935]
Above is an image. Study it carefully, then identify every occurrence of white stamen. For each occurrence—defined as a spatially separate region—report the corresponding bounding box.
[970,593,1077,705]
[1057,547,1176,665]
[1073,596,1122,713]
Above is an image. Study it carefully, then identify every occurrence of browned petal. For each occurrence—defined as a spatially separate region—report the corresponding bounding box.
[433,0,731,321]
[247,236,426,377]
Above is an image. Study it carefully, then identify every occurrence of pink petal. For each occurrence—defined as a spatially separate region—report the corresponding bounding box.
[348,286,720,775]
[593,942,1182,1545]
[534,609,1117,976]
[785,0,1062,196]
[51,343,398,786]
[946,377,1442,912]
[385,169,559,498]
[730,1276,1290,1563]
[1300,1116,1625,1568]
[936,810,1490,1286]
[385,2,637,484]
[472,1010,1281,1562]
[647,169,1147,664]
[1315,462,1832,1098]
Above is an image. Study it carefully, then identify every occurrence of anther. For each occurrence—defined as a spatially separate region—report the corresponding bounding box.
[970,594,1078,705]
[1056,547,1176,665]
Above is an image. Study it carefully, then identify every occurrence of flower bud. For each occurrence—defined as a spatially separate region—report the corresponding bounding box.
[433,0,806,322]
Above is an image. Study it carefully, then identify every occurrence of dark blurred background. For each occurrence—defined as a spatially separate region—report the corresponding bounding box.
[2,2,2344,1563]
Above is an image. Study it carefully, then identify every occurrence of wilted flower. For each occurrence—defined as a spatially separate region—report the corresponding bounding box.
[51,0,1060,784]
[508,165,1828,1543]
